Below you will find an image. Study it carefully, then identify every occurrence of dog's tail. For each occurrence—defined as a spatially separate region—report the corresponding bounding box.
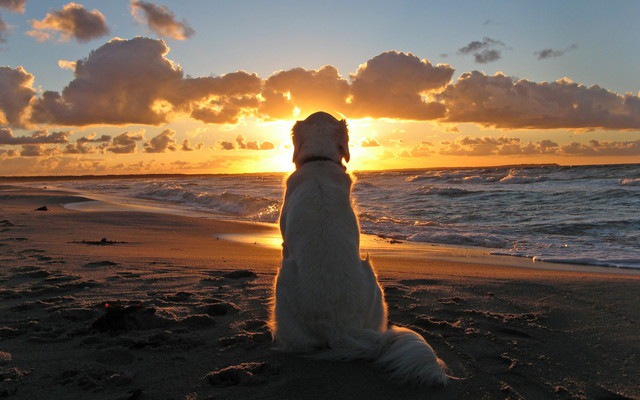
[314,325,448,386]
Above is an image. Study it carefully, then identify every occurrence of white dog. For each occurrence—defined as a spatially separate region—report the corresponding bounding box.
[270,112,447,386]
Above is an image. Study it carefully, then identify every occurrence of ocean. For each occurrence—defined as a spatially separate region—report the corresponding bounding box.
[20,163,640,270]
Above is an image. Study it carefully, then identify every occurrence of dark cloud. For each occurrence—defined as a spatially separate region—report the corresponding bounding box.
[348,51,453,119]
[64,133,111,154]
[63,141,107,154]
[218,135,274,151]
[218,141,235,151]
[0,66,36,128]
[0,128,70,145]
[535,44,578,60]
[0,0,26,13]
[77,134,111,144]
[0,148,18,158]
[458,37,506,64]
[144,129,178,153]
[180,139,202,151]
[27,2,109,43]
[131,0,194,40]
[107,131,144,154]
[438,71,640,130]
[235,134,275,150]
[20,144,60,157]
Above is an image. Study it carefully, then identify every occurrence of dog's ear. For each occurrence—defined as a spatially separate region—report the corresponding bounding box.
[339,119,350,163]
[291,121,303,164]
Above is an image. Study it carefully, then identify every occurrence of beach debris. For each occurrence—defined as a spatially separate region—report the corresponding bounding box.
[35,206,48,211]
[70,238,128,246]
[0,351,12,365]
[223,269,256,280]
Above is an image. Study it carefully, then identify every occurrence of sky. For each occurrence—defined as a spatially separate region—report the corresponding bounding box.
[1,0,639,176]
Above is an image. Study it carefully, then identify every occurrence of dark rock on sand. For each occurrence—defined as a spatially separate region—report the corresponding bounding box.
[91,304,173,333]
[203,302,240,316]
[223,270,256,280]
[82,261,118,269]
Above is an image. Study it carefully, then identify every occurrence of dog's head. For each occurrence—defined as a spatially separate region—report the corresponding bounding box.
[291,112,349,168]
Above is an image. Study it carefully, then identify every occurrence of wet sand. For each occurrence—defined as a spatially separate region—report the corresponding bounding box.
[0,186,638,399]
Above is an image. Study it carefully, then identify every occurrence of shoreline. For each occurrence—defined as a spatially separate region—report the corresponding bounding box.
[10,183,640,276]
[1,186,639,399]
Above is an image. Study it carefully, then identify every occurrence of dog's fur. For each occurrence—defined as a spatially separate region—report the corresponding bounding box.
[270,111,447,386]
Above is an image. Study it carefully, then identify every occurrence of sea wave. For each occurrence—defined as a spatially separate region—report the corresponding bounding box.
[499,169,548,184]
[408,231,510,248]
[415,186,474,196]
[619,177,640,186]
[135,182,280,222]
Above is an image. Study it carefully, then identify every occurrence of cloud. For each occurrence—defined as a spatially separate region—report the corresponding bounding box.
[261,65,350,119]
[218,141,235,151]
[218,135,274,151]
[107,131,144,154]
[361,138,380,148]
[186,71,262,124]
[458,37,506,64]
[131,0,194,40]
[144,129,178,153]
[403,141,434,157]
[57,59,77,71]
[27,2,109,43]
[31,37,183,125]
[0,0,26,13]
[438,71,640,130]
[16,45,640,132]
[437,136,640,157]
[0,148,18,158]
[63,133,111,154]
[439,136,536,156]
[560,139,640,156]
[77,133,111,144]
[31,37,260,126]
[20,144,60,157]
[235,134,275,150]
[348,51,454,120]
[0,128,70,145]
[535,44,578,60]
[0,66,36,128]
[180,139,202,151]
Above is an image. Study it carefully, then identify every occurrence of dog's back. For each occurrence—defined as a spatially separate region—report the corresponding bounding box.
[275,160,387,351]
[270,112,447,386]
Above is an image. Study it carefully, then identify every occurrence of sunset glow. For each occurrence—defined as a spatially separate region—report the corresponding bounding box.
[1,1,639,176]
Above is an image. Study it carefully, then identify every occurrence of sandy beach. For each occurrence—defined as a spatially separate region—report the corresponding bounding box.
[0,186,638,400]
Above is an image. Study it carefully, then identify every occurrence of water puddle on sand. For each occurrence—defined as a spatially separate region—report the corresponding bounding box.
[217,232,283,249]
